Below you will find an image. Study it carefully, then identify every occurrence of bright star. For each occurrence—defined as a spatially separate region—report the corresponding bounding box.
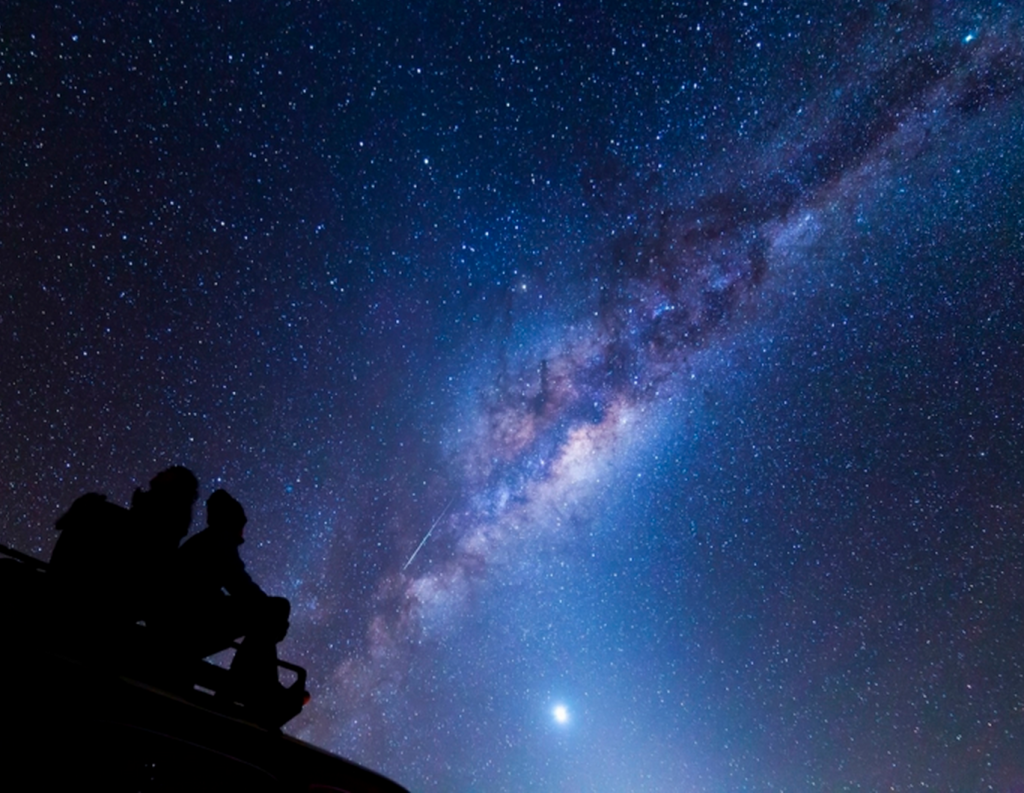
[552,704,569,724]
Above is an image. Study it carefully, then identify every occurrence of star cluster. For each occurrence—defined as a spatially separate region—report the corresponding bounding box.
[3,2,1024,790]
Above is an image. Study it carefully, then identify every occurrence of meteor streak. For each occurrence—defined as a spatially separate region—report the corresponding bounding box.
[402,495,456,572]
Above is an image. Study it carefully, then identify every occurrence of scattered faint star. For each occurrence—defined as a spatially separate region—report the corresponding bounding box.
[4,3,1024,792]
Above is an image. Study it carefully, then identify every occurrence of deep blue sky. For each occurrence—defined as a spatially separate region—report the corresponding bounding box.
[3,2,1024,790]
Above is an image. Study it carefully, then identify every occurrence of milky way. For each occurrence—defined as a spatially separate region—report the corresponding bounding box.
[4,3,1024,791]
[316,12,1024,774]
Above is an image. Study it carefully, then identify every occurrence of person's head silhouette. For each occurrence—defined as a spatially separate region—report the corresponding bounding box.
[206,489,247,542]
[133,466,199,544]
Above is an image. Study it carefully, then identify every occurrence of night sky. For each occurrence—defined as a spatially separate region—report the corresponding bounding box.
[3,2,1024,790]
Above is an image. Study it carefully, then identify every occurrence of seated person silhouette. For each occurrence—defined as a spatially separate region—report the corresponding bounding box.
[164,489,305,725]
[48,466,199,641]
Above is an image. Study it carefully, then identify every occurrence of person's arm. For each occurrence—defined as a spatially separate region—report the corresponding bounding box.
[224,544,267,599]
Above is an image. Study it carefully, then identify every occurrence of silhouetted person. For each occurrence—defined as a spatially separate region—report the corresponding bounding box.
[129,466,201,568]
[48,466,199,639]
[161,489,304,724]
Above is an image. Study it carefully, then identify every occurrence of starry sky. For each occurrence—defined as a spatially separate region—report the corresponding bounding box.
[3,2,1024,790]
